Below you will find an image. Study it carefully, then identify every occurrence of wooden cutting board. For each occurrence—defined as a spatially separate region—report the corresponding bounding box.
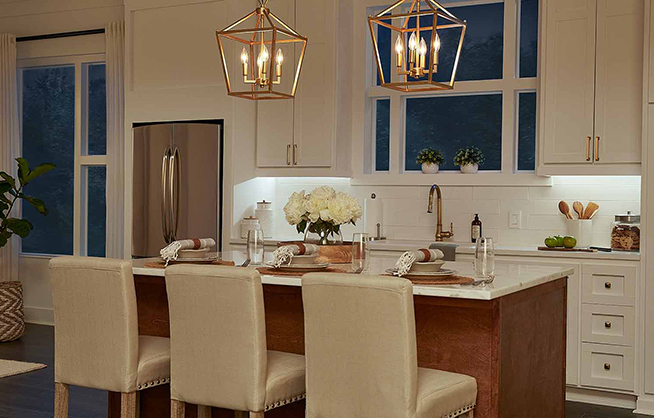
[537,247,598,253]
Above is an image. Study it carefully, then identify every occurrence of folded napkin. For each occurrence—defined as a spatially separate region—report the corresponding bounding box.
[160,238,216,265]
[395,248,445,276]
[271,243,320,268]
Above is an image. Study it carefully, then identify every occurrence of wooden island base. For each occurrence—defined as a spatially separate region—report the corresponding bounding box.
[115,275,567,418]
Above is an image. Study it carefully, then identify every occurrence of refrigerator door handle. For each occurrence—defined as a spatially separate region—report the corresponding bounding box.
[170,147,181,241]
[161,147,172,243]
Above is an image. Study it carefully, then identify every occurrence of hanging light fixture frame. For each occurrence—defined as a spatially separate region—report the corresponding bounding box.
[368,0,467,92]
[216,0,308,100]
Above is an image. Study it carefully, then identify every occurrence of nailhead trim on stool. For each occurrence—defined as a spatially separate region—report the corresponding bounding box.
[137,377,171,391]
[442,404,475,418]
[264,393,306,411]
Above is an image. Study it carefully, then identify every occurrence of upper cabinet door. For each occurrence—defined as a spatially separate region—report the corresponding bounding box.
[256,0,296,168]
[542,0,597,164]
[292,0,335,168]
[594,0,644,165]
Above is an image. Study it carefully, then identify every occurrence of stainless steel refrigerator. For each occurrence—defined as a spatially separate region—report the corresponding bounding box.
[132,121,223,258]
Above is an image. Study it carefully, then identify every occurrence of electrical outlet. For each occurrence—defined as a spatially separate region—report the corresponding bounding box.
[509,211,522,229]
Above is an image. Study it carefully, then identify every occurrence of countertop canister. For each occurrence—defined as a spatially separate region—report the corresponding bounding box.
[255,200,273,239]
[240,216,260,239]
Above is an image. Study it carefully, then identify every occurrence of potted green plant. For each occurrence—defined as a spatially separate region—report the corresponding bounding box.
[416,148,445,174]
[0,158,54,342]
[454,146,485,174]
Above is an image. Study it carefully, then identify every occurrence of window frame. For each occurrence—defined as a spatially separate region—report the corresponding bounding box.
[354,0,551,186]
[18,53,108,257]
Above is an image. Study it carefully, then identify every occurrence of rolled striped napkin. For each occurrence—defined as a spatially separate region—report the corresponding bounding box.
[272,243,320,268]
[160,238,216,265]
[395,248,445,276]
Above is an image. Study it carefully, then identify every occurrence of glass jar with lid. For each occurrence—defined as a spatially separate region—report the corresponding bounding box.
[611,211,640,252]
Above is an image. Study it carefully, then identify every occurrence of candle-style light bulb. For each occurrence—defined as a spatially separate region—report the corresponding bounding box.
[419,37,427,69]
[259,44,270,63]
[257,44,269,80]
[433,31,441,71]
[275,49,284,77]
[395,35,404,68]
[408,32,418,51]
[241,47,249,77]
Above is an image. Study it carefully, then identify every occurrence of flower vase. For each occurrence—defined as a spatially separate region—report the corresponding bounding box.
[460,163,479,174]
[304,227,344,246]
[421,163,439,174]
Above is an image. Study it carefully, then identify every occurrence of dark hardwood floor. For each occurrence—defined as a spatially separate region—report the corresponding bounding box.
[0,324,646,418]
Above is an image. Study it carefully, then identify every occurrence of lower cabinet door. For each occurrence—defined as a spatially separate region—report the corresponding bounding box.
[580,343,634,392]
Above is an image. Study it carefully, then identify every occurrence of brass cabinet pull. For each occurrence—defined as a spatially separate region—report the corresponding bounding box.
[604,363,611,371]
[287,145,292,166]
[595,136,600,161]
[586,136,591,161]
[605,321,612,329]
[293,144,298,165]
[605,282,612,289]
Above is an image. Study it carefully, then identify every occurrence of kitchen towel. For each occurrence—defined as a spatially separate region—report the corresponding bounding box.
[271,243,320,268]
[395,248,445,276]
[160,238,216,264]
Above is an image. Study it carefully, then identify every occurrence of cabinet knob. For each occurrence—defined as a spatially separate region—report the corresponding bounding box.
[605,321,612,329]
[605,282,612,289]
[604,363,611,371]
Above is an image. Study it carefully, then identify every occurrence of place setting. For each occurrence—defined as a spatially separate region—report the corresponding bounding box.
[144,238,235,268]
[257,243,346,276]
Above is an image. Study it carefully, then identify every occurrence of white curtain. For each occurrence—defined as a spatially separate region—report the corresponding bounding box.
[0,34,19,282]
[106,22,126,259]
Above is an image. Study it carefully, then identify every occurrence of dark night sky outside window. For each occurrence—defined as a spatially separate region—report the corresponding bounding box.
[86,166,107,257]
[518,92,537,171]
[405,94,503,171]
[520,0,538,78]
[86,64,107,155]
[21,66,75,255]
[375,99,390,171]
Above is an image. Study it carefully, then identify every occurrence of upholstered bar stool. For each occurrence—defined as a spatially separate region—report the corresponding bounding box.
[165,265,306,418]
[49,257,171,418]
[302,273,478,418]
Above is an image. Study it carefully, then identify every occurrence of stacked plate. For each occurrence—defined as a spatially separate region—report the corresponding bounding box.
[167,249,219,263]
[267,254,330,272]
[386,260,456,279]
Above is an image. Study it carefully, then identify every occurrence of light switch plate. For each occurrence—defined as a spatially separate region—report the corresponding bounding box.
[509,211,522,229]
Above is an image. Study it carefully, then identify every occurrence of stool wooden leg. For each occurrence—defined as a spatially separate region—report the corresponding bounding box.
[54,383,69,418]
[467,411,474,418]
[197,405,211,418]
[234,412,248,418]
[250,412,265,418]
[171,399,186,418]
[121,392,137,418]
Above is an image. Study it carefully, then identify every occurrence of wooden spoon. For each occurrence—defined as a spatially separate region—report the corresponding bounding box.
[583,202,599,220]
[573,201,584,219]
[558,201,573,220]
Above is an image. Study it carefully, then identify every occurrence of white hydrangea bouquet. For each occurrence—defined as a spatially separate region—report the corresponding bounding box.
[283,186,363,245]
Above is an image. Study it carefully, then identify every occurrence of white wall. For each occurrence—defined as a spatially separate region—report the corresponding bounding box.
[235,176,642,248]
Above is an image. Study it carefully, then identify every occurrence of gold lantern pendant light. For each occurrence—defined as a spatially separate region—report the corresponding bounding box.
[216,0,308,100]
[369,0,467,92]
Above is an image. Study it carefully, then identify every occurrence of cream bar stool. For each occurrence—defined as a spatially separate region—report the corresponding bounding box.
[302,273,478,418]
[50,257,171,418]
[165,265,306,418]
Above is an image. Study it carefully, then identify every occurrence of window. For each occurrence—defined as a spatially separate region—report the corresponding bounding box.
[369,0,539,175]
[19,55,107,256]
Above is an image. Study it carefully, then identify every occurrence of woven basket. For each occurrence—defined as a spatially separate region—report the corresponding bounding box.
[0,281,24,342]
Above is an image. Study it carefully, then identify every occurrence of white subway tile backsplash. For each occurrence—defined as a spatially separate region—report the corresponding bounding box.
[235,176,641,247]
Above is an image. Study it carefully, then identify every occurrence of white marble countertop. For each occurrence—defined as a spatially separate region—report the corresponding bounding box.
[229,238,640,261]
[133,251,574,301]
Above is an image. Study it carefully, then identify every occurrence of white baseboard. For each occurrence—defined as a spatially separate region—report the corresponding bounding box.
[566,387,637,410]
[24,306,54,326]
[635,395,654,416]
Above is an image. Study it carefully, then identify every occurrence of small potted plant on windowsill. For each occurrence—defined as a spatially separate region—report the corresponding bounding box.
[454,146,485,174]
[416,148,445,174]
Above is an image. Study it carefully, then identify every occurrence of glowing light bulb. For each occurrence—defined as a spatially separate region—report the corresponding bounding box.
[433,32,441,52]
[240,47,249,64]
[408,32,417,51]
[419,38,427,69]
[275,49,284,65]
[259,45,270,63]
[395,35,404,54]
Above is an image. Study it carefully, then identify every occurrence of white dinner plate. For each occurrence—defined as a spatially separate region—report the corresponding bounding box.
[386,268,457,278]
[166,255,220,263]
[267,262,330,272]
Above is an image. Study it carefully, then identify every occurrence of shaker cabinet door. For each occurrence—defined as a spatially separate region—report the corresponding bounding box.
[542,0,597,164]
[594,0,643,165]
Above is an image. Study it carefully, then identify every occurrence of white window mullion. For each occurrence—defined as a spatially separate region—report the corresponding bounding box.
[389,93,402,173]
[501,0,519,173]
[73,62,82,256]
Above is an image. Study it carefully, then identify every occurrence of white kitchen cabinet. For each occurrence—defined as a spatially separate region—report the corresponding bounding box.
[539,0,644,175]
[256,0,346,173]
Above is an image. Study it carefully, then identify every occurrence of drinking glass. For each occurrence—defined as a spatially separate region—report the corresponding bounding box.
[247,229,265,266]
[352,233,371,272]
[474,237,495,279]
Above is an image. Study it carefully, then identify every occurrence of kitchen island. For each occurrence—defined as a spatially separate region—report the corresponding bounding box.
[126,252,573,418]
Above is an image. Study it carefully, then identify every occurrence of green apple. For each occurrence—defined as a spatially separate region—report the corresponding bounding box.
[554,235,565,247]
[563,236,577,249]
[544,237,558,248]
